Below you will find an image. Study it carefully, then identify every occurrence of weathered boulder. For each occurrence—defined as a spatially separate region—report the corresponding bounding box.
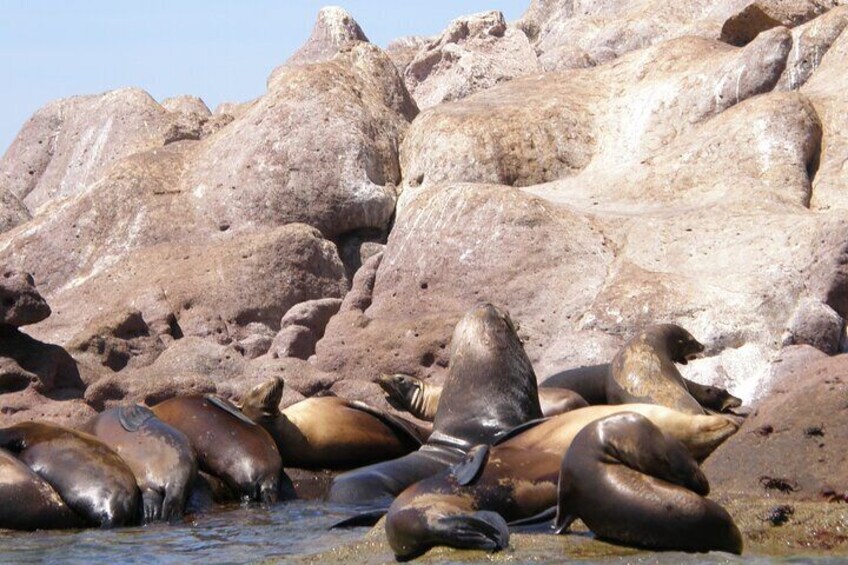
[519,0,840,71]
[278,6,368,71]
[189,42,416,240]
[0,326,84,395]
[704,354,848,500]
[403,11,542,109]
[0,88,173,213]
[385,36,432,75]
[270,298,342,360]
[803,24,848,210]
[66,308,169,371]
[0,270,50,327]
[161,95,231,142]
[777,5,848,90]
[400,29,794,209]
[782,298,844,354]
[0,190,29,234]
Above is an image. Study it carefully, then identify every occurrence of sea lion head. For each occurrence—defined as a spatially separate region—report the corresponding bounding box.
[696,385,742,412]
[376,373,423,412]
[450,303,520,360]
[240,377,284,422]
[654,324,704,365]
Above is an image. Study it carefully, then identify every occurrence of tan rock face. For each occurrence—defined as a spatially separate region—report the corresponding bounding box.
[403,11,542,109]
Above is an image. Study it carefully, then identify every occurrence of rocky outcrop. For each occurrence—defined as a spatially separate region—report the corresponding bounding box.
[270,298,342,360]
[0,270,50,327]
[283,6,368,67]
[403,11,542,109]
[704,354,848,500]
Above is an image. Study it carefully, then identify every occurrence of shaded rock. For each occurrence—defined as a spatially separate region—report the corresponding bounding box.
[0,270,50,327]
[403,11,542,109]
[280,6,368,69]
[191,42,416,240]
[0,326,84,394]
[721,0,837,46]
[83,337,243,410]
[0,388,96,428]
[782,298,844,354]
[778,6,848,90]
[66,308,167,371]
[704,354,848,500]
[385,36,432,75]
[235,323,277,360]
[270,298,342,360]
[803,25,848,210]
[1,88,172,213]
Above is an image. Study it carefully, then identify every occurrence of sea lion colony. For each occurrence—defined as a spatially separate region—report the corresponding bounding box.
[0,302,746,560]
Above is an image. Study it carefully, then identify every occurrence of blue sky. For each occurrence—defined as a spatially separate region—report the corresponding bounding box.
[0,1,530,153]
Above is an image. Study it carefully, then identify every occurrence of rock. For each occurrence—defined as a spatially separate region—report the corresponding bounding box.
[782,298,844,354]
[0,189,29,234]
[66,308,168,371]
[385,36,431,75]
[21,224,348,349]
[160,95,212,116]
[0,388,96,428]
[280,6,368,69]
[0,326,84,395]
[778,6,848,90]
[270,298,342,360]
[803,24,848,210]
[720,0,837,46]
[0,270,50,327]
[519,0,838,71]
[400,30,794,207]
[235,323,277,360]
[161,95,232,142]
[704,354,848,501]
[762,344,829,397]
[0,88,172,213]
[403,11,542,109]
[191,42,416,240]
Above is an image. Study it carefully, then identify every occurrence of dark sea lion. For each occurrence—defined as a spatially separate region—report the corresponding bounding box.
[152,395,287,503]
[542,362,742,414]
[82,405,198,522]
[0,447,85,530]
[382,403,739,558]
[328,303,543,505]
[0,422,139,527]
[240,377,425,470]
[555,412,743,554]
[377,374,587,421]
[606,324,706,414]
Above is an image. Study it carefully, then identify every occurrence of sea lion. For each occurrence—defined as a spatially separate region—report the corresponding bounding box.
[382,403,739,559]
[0,447,85,530]
[328,303,543,505]
[542,362,742,414]
[607,324,707,415]
[240,377,425,470]
[0,422,139,527]
[82,405,198,522]
[152,394,287,503]
[377,374,588,421]
[555,412,743,554]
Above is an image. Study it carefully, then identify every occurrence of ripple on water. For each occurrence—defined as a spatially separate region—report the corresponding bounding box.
[0,500,368,565]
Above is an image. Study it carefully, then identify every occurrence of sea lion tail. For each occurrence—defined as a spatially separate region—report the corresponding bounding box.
[330,509,388,529]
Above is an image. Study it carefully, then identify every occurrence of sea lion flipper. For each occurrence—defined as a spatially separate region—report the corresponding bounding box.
[329,509,388,529]
[450,444,490,486]
[204,394,257,427]
[492,417,550,446]
[347,400,425,447]
[117,404,156,432]
[507,506,557,528]
[433,511,509,552]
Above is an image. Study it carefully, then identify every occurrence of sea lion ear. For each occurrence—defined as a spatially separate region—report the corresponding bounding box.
[258,377,285,412]
[451,444,490,486]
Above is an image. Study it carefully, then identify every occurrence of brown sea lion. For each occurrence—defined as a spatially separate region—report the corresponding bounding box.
[328,303,543,505]
[240,377,425,470]
[555,412,743,554]
[0,422,139,527]
[541,363,742,414]
[606,324,707,415]
[152,395,287,503]
[0,447,85,530]
[377,374,588,421]
[83,405,198,522]
[382,403,740,559]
